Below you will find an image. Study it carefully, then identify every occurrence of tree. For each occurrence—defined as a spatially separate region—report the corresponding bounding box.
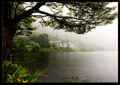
[25,41,40,52]
[37,33,50,48]
[2,2,118,60]
[18,38,25,47]
[32,43,40,52]
[29,33,50,48]
[29,34,38,42]
[15,17,37,36]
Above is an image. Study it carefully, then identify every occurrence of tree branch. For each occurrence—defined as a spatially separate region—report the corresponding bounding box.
[41,17,48,25]
[14,2,20,18]
[13,2,46,23]
[35,10,82,27]
[15,6,33,17]
[31,15,48,18]
[9,2,14,18]
[64,4,79,12]
[36,10,85,21]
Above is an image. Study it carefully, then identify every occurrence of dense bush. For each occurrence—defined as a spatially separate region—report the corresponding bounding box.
[25,45,33,52]
[12,33,73,52]
[2,60,47,83]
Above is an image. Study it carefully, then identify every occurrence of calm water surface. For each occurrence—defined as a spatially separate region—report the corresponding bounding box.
[13,51,118,82]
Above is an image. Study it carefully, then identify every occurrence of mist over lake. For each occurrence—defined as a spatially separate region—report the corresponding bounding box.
[19,17,118,82]
[13,51,118,82]
[12,16,118,83]
[2,2,118,83]
[31,18,118,51]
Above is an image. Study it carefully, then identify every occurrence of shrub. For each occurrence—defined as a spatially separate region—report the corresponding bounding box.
[62,76,79,83]
[2,60,47,83]
[32,43,40,52]
[25,45,33,52]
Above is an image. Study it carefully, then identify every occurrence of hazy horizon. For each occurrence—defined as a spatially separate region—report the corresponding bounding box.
[31,18,118,51]
[28,2,118,51]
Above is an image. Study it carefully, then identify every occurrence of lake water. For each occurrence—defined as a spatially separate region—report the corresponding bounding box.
[13,51,118,83]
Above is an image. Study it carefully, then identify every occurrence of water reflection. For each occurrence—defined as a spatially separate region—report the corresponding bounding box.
[13,52,50,73]
[13,51,118,82]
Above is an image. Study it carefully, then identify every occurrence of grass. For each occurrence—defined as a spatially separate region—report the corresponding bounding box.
[62,76,103,83]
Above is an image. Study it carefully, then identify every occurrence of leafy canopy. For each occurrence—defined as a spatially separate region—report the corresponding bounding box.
[3,2,118,35]
[7,2,37,36]
[37,2,118,34]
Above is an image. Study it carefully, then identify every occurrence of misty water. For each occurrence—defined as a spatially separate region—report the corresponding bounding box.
[13,51,118,82]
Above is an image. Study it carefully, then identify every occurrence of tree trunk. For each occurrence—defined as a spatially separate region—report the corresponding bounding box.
[2,24,16,61]
[2,2,46,61]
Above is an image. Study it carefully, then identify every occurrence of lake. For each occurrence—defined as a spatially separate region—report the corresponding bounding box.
[13,51,118,83]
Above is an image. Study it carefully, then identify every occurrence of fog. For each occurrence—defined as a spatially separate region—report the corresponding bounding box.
[31,18,118,51]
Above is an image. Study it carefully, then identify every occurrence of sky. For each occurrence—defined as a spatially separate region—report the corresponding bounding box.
[31,2,118,51]
[37,2,118,39]
[90,2,118,39]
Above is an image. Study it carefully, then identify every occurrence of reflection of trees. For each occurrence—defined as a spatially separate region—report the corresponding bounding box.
[65,52,69,62]
[13,52,50,73]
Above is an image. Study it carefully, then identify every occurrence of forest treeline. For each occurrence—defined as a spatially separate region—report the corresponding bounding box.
[12,33,73,52]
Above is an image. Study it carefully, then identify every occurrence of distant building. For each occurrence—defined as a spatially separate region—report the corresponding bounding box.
[50,34,74,48]
[50,40,74,48]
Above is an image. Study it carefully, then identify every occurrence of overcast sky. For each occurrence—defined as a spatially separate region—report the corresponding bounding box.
[38,2,118,39]
[31,2,118,51]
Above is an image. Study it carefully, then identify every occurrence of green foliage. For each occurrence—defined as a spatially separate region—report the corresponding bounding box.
[2,60,47,83]
[59,47,73,51]
[12,33,73,52]
[8,2,37,36]
[40,2,117,34]
[25,42,40,52]
[62,76,92,83]
[12,40,17,48]
[17,38,26,47]
[53,45,61,51]
[13,35,41,52]
[27,41,40,52]
[32,43,40,52]
[29,41,35,46]
[62,76,79,83]
[36,33,50,48]
[29,34,50,48]
[26,17,37,23]
[9,56,19,65]
[25,45,33,52]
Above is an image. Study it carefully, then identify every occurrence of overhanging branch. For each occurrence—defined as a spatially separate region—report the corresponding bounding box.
[36,10,85,20]
[13,2,46,23]
[36,10,95,26]
[14,2,20,17]
[65,4,79,12]
[31,15,48,18]
[16,6,33,17]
